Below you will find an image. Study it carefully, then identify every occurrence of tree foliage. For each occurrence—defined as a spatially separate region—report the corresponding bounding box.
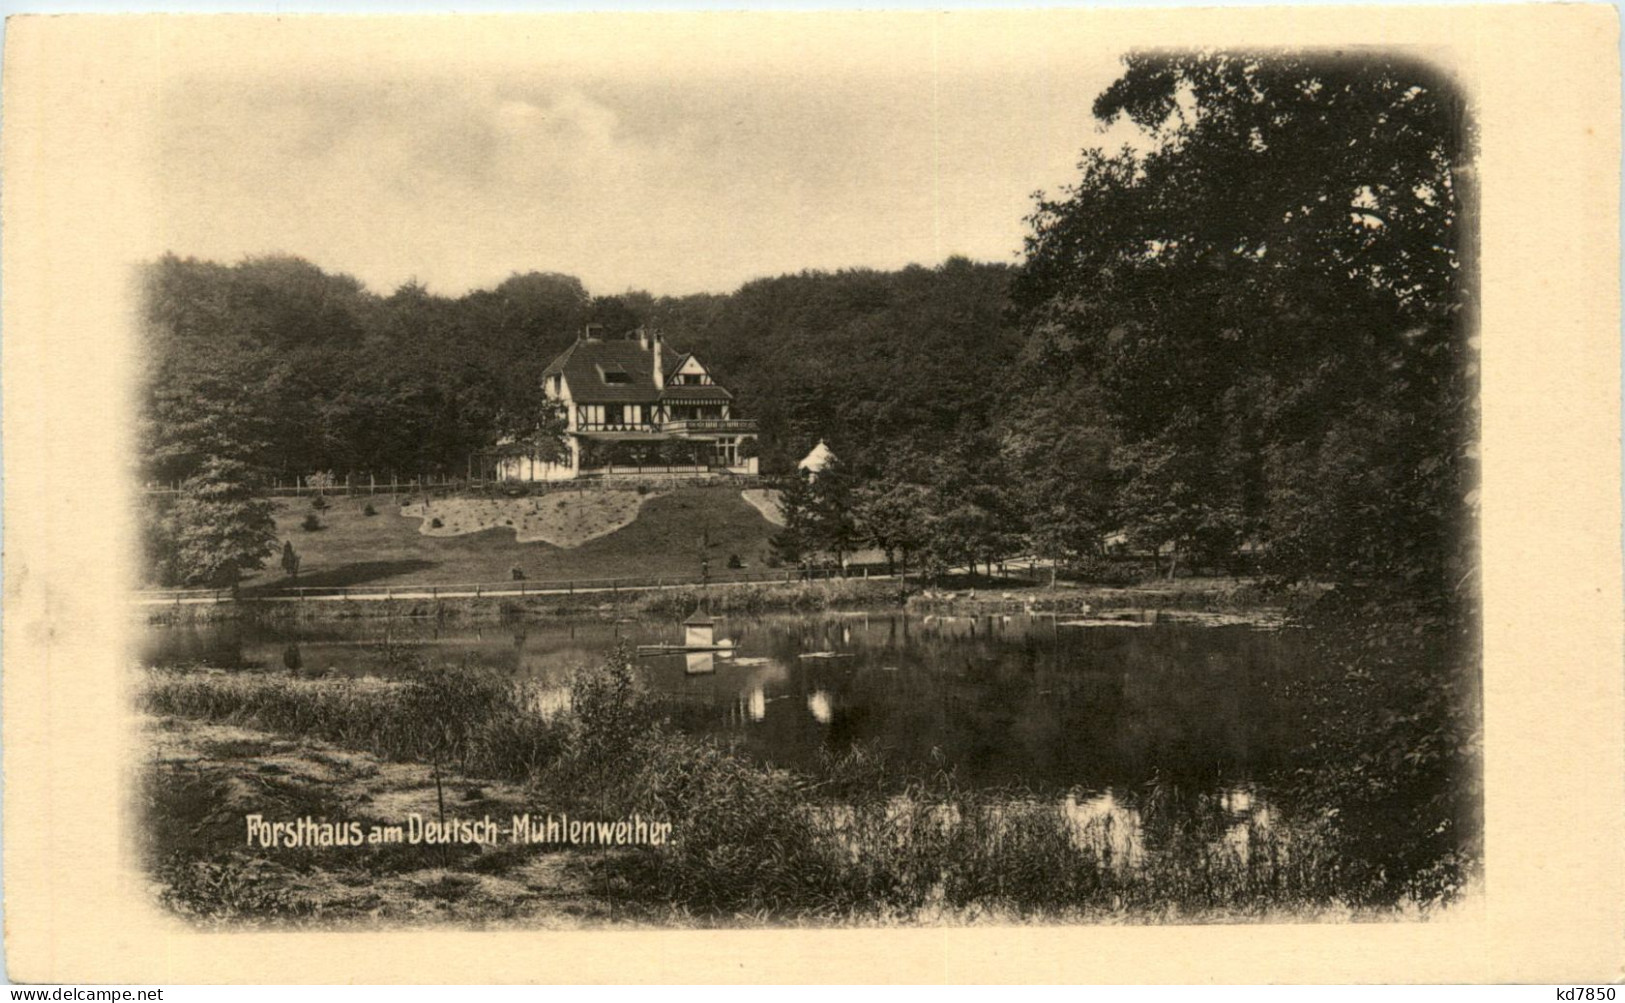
[771,459,861,569]
[139,258,590,485]
[156,457,279,587]
[1013,52,1476,597]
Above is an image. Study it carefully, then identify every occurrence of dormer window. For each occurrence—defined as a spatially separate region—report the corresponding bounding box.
[598,364,631,385]
[679,374,703,386]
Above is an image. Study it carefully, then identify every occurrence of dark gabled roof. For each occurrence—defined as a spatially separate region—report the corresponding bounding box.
[544,338,663,404]
[544,334,741,407]
[660,384,734,402]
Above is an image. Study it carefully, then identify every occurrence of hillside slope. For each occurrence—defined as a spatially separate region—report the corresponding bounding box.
[242,487,780,590]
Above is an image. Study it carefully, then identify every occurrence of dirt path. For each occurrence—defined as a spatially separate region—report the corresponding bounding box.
[740,488,784,526]
[140,714,633,928]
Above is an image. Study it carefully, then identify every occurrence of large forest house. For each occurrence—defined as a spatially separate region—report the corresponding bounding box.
[491,325,759,481]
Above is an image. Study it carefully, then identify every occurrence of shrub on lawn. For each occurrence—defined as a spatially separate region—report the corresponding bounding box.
[300,513,322,532]
[363,502,377,517]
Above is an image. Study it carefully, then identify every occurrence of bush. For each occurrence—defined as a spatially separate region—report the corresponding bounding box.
[511,566,526,581]
[310,495,328,510]
[727,554,744,569]
[300,513,322,532]
[568,645,649,758]
[430,517,443,529]
[363,503,377,517]
[619,734,839,912]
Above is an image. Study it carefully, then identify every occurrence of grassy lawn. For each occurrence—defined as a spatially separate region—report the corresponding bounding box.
[247,486,780,591]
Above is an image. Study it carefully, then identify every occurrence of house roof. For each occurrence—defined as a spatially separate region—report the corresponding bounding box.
[543,334,738,407]
[543,337,664,404]
[661,384,734,402]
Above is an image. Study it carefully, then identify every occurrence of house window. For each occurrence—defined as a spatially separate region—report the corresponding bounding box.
[680,374,703,385]
[603,369,631,385]
[604,405,624,426]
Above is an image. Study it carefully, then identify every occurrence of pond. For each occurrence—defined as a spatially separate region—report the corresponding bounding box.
[139,609,1312,803]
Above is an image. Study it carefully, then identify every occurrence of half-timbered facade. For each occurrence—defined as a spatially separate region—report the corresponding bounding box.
[495,326,759,481]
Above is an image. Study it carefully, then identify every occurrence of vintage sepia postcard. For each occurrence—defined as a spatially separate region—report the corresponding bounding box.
[2,6,1621,984]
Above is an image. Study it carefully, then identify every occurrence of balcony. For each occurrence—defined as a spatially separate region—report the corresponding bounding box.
[662,418,759,436]
[575,421,661,434]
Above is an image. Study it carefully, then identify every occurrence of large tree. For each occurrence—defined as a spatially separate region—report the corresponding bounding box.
[160,457,279,587]
[1012,51,1481,906]
[1014,52,1476,596]
[996,372,1118,581]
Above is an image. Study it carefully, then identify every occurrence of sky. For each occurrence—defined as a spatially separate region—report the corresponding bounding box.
[151,18,1148,297]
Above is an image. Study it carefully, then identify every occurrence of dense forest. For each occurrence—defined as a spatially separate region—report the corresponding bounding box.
[140,51,1475,607]
[139,257,1021,479]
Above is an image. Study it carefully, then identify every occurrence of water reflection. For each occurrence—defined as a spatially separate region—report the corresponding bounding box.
[139,611,1307,797]
[1063,790,1145,871]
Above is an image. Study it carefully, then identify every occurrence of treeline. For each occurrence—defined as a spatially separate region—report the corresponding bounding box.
[143,259,592,486]
[141,51,1475,604]
[139,255,1021,487]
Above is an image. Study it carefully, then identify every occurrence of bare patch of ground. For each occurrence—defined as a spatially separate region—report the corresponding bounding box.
[139,714,627,929]
[740,488,784,527]
[402,492,653,548]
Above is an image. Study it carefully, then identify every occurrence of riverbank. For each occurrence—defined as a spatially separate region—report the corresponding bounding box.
[141,577,916,627]
[139,574,1311,628]
[136,657,1436,928]
[905,576,1316,621]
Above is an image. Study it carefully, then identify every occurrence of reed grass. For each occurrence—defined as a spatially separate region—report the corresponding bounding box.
[142,644,1430,923]
[141,665,568,780]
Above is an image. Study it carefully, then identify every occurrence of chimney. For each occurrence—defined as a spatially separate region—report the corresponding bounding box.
[651,329,663,390]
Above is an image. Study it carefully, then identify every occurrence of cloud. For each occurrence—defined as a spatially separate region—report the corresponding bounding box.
[152,59,1140,297]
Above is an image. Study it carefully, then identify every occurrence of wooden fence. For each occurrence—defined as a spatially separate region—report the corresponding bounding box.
[143,470,772,498]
